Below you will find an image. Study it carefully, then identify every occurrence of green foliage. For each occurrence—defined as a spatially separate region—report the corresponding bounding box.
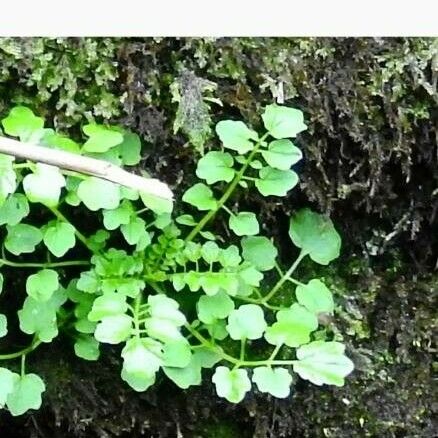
[0,104,353,416]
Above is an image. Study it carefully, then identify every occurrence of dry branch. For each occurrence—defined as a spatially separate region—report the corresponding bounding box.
[0,136,173,200]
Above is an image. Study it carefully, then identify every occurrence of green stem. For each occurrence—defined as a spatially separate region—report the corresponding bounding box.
[21,355,26,376]
[47,206,94,253]
[221,204,234,217]
[185,324,297,368]
[0,337,42,361]
[185,133,269,242]
[262,250,307,304]
[133,294,142,338]
[0,258,89,269]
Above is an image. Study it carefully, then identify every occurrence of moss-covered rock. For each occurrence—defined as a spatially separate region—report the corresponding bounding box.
[0,37,436,437]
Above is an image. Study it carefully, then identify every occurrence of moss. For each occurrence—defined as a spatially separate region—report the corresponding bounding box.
[0,37,436,437]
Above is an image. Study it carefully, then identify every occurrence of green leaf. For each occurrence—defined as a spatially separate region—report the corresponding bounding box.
[0,154,16,204]
[262,104,307,139]
[1,106,44,141]
[215,120,258,154]
[201,241,220,264]
[197,290,235,324]
[121,217,148,246]
[196,151,235,184]
[206,319,228,340]
[5,223,42,255]
[252,367,293,398]
[182,183,217,211]
[121,337,162,391]
[296,279,334,315]
[74,335,100,361]
[163,356,202,389]
[26,269,59,302]
[144,295,186,343]
[265,303,318,348]
[212,366,251,403]
[88,292,128,321]
[293,341,354,386]
[176,214,197,226]
[162,340,192,368]
[22,163,66,206]
[140,191,173,215]
[0,314,7,337]
[219,245,241,267]
[42,131,81,153]
[103,200,133,230]
[289,209,341,265]
[226,304,267,340]
[82,124,124,153]
[241,236,278,271]
[77,177,121,211]
[94,314,133,344]
[261,139,302,170]
[18,288,67,342]
[153,213,172,230]
[229,212,259,236]
[6,373,45,416]
[255,167,299,197]
[0,367,17,406]
[0,194,29,226]
[0,273,3,295]
[238,264,264,287]
[117,131,142,165]
[76,271,100,294]
[43,221,76,257]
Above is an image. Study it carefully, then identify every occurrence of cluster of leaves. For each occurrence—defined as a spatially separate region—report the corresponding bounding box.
[0,104,353,415]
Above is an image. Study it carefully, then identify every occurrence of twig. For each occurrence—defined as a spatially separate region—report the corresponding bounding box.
[0,135,173,201]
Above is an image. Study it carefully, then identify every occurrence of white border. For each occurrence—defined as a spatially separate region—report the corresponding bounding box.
[0,0,437,36]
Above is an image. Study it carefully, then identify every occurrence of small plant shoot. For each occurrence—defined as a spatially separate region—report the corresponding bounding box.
[0,104,353,416]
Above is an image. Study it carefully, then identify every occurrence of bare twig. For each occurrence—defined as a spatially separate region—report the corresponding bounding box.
[0,136,173,201]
